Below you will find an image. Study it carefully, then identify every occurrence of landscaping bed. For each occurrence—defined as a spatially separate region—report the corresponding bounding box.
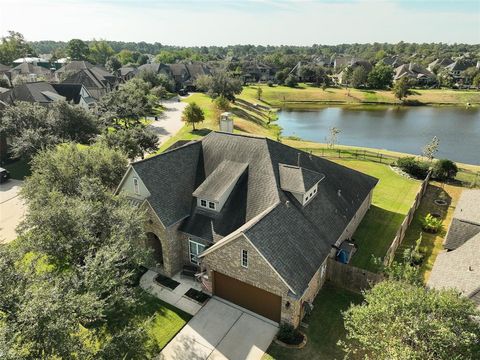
[154,274,180,290]
[184,288,210,304]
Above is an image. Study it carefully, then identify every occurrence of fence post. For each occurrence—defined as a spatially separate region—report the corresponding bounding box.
[379,153,383,163]
[338,149,341,158]
[364,150,366,159]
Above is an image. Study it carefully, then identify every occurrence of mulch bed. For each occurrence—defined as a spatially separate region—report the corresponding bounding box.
[275,331,308,349]
[184,288,210,304]
[154,274,180,290]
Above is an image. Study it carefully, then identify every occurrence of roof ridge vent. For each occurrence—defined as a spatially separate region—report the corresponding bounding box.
[338,189,342,197]
[285,200,290,208]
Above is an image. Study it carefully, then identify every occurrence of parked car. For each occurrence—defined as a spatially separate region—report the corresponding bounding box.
[178,88,188,96]
[0,167,10,183]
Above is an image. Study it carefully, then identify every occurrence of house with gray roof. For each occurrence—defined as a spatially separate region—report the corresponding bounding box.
[116,132,377,325]
[0,81,65,105]
[394,62,436,86]
[6,62,53,86]
[428,190,480,308]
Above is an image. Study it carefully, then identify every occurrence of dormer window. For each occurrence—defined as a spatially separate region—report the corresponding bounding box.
[279,163,325,207]
[193,160,248,213]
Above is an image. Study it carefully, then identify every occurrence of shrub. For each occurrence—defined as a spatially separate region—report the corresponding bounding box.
[410,233,425,265]
[277,323,304,345]
[285,74,298,88]
[213,95,230,111]
[420,213,443,233]
[432,159,458,181]
[396,157,430,179]
[267,80,274,87]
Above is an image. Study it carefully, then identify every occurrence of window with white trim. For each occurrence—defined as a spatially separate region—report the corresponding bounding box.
[189,240,205,265]
[133,177,140,195]
[200,199,207,207]
[241,249,248,268]
[208,201,216,210]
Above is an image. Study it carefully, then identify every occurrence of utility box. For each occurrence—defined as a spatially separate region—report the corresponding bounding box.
[219,112,233,133]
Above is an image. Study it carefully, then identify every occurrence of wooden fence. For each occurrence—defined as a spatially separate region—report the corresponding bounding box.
[383,171,432,265]
[326,258,383,294]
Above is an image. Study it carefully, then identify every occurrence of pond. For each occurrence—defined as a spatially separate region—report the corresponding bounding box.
[277,106,480,165]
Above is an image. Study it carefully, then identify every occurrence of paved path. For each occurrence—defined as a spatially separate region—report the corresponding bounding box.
[160,297,278,360]
[148,98,187,145]
[140,270,203,316]
[0,179,25,243]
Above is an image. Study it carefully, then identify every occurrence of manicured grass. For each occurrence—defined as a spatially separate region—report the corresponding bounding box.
[241,84,480,107]
[330,159,420,272]
[394,182,463,282]
[263,283,363,360]
[3,158,31,180]
[157,92,280,153]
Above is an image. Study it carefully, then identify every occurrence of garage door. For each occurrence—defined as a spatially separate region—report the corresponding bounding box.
[213,271,281,322]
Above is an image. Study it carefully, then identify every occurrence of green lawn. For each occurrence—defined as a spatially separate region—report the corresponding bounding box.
[241,84,480,107]
[331,159,420,272]
[263,283,363,360]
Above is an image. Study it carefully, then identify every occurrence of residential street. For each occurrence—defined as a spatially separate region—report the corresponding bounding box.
[0,179,25,243]
[148,97,187,145]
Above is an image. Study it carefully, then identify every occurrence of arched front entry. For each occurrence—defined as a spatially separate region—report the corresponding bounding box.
[146,232,164,266]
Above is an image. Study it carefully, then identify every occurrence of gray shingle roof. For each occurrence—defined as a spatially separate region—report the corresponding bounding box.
[132,132,378,295]
[0,82,63,104]
[428,233,480,305]
[279,163,325,193]
[444,190,480,250]
[193,160,248,201]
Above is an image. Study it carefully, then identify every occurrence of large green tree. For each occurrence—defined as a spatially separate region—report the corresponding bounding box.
[367,63,394,89]
[0,31,33,65]
[194,71,243,101]
[0,101,99,158]
[343,280,480,360]
[89,39,114,65]
[99,127,158,160]
[66,39,90,60]
[350,66,368,88]
[392,77,412,101]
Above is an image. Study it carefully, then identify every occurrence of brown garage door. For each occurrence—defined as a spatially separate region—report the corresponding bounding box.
[213,271,281,322]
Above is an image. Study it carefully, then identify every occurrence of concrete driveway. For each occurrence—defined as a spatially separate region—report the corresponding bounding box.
[160,297,278,360]
[0,179,25,243]
[148,97,188,145]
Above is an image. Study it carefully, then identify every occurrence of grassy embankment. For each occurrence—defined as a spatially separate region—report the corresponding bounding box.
[241,83,480,107]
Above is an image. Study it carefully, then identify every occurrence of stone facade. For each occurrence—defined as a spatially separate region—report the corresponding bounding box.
[143,201,185,277]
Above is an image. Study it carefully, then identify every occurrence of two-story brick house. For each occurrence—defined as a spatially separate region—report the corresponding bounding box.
[116,132,377,326]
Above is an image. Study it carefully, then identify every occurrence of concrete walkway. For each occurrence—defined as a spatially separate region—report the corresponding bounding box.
[160,297,278,360]
[0,179,25,243]
[140,270,203,316]
[148,97,188,145]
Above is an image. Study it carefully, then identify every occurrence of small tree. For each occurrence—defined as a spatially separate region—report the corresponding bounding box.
[327,127,341,148]
[367,63,394,89]
[285,74,298,88]
[182,102,205,131]
[422,136,439,161]
[432,159,458,181]
[256,86,263,100]
[214,95,230,111]
[393,77,412,101]
[342,280,480,360]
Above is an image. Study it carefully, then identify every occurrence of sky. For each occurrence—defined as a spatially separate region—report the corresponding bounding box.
[1,0,479,46]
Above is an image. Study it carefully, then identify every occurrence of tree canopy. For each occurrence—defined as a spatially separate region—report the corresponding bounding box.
[66,39,90,60]
[194,71,243,101]
[0,31,34,64]
[367,63,394,89]
[343,280,480,360]
[182,102,205,130]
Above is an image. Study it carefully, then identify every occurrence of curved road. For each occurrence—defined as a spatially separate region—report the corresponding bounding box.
[148,97,187,145]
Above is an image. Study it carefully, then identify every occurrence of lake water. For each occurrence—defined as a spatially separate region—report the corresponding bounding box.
[277,106,480,165]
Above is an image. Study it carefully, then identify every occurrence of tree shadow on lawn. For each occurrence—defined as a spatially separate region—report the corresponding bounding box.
[264,282,363,360]
[350,204,407,272]
[230,107,269,128]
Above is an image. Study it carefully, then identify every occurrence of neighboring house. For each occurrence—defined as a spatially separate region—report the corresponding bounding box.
[116,132,378,325]
[6,62,53,85]
[241,61,274,83]
[0,81,65,105]
[118,66,138,82]
[428,190,480,307]
[56,60,118,89]
[167,63,211,90]
[443,59,479,85]
[52,83,96,109]
[427,58,453,72]
[337,60,373,85]
[12,57,51,69]
[394,62,436,86]
[61,68,114,100]
[0,63,11,84]
[332,55,354,70]
[380,55,405,68]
